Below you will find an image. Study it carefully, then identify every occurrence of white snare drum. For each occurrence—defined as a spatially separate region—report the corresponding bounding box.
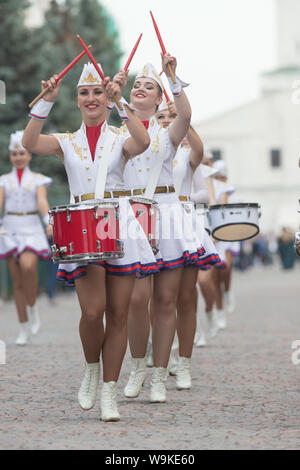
[194,204,211,235]
[209,203,261,241]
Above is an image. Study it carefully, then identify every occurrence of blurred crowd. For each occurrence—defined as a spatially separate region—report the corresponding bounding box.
[233,227,298,271]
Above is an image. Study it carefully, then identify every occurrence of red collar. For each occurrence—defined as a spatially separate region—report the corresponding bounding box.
[142,120,150,130]
[17,169,24,185]
[86,121,105,161]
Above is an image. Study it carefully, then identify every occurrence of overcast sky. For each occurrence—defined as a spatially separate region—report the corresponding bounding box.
[100,0,277,123]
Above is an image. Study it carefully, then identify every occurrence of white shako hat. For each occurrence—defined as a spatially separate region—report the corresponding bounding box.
[135,63,164,92]
[77,62,104,87]
[9,130,25,151]
[213,159,228,177]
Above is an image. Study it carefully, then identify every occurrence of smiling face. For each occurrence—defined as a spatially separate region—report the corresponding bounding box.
[77,85,108,124]
[10,149,32,170]
[156,108,178,128]
[130,77,163,113]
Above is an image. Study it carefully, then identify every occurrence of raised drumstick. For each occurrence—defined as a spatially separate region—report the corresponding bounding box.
[28,47,91,108]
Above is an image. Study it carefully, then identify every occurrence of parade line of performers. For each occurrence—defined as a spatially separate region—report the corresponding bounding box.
[0,54,240,422]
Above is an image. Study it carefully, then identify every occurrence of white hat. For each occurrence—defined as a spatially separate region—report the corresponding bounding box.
[157,95,168,112]
[135,63,164,91]
[213,160,228,177]
[77,62,104,87]
[9,130,25,151]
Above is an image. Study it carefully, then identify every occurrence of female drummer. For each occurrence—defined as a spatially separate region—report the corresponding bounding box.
[22,62,158,422]
[155,101,221,390]
[212,160,239,323]
[115,55,206,402]
[0,131,52,345]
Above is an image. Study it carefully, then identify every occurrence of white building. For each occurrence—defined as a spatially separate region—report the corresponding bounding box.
[194,0,300,234]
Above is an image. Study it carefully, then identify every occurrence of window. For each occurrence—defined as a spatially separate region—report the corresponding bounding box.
[270,149,281,168]
[212,150,222,161]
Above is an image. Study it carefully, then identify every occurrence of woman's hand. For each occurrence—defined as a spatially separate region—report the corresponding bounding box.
[41,74,62,102]
[113,69,128,90]
[46,224,53,239]
[161,53,177,78]
[103,77,122,102]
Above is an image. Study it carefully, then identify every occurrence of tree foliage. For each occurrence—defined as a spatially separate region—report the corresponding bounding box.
[0,0,124,205]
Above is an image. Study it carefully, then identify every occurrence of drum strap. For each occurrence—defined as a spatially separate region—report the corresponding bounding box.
[94,131,117,200]
[144,128,169,200]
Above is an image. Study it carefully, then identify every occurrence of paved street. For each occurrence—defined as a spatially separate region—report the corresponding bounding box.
[0,263,300,450]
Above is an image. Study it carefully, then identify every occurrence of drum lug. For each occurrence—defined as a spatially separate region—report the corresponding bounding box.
[69,242,74,255]
[94,210,98,220]
[117,240,124,251]
[137,209,146,217]
[149,208,155,216]
[97,240,101,252]
[67,211,71,222]
[51,244,59,256]
[102,213,109,223]
[149,234,153,241]
[60,246,67,254]
[222,208,225,219]
[49,214,54,225]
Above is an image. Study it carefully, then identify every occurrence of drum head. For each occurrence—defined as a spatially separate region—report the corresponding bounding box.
[212,223,259,242]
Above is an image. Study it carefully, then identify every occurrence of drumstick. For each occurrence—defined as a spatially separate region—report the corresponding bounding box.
[77,35,123,112]
[159,70,170,102]
[149,10,176,84]
[124,33,143,71]
[28,47,91,108]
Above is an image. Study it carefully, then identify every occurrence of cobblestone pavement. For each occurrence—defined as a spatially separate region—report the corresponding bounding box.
[0,264,300,450]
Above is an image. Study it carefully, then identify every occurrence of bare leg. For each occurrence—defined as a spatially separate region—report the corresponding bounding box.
[152,267,183,368]
[6,256,28,323]
[224,251,233,292]
[75,265,106,364]
[212,267,223,310]
[127,276,152,358]
[177,267,198,358]
[198,268,216,312]
[103,273,136,382]
[18,251,39,307]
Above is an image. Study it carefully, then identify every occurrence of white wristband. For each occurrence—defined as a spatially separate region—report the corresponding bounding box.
[29,99,54,120]
[106,97,134,121]
[43,213,50,226]
[167,75,190,96]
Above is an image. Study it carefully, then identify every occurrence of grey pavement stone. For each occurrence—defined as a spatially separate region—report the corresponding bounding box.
[0,264,300,450]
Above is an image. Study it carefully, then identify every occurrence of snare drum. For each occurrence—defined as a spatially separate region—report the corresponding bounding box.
[209,203,261,242]
[194,203,211,235]
[49,202,124,263]
[129,197,159,254]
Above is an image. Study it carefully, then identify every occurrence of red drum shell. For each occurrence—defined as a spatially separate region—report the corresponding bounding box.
[49,202,124,263]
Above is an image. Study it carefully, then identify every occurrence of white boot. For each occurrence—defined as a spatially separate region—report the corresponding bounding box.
[216,307,227,329]
[78,362,100,410]
[195,329,207,347]
[206,309,219,338]
[176,356,192,390]
[100,381,120,422]
[15,322,31,346]
[124,357,147,398]
[27,304,41,335]
[150,367,167,403]
[167,349,178,376]
[224,290,235,314]
[146,341,153,367]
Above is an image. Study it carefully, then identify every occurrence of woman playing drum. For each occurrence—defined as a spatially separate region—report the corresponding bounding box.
[22,62,158,422]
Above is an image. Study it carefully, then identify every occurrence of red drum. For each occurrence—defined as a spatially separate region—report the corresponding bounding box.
[49,202,124,263]
[129,197,159,254]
